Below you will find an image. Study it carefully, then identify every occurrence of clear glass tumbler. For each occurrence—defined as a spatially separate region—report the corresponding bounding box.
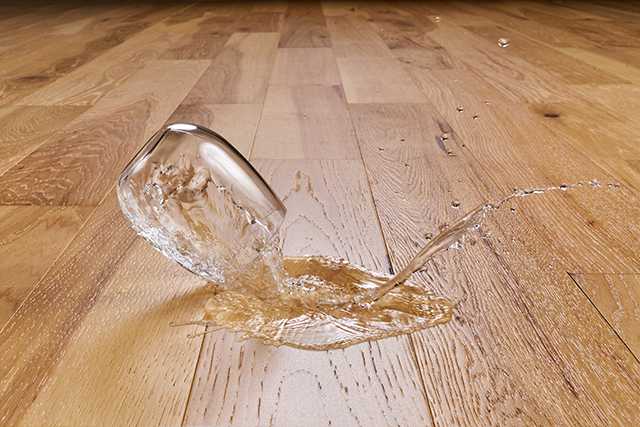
[117,123,286,285]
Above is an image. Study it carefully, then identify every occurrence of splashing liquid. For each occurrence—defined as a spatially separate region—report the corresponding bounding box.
[148,156,612,350]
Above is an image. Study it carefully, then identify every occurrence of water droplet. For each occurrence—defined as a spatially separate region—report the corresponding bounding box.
[560,184,569,191]
[456,106,464,112]
[510,207,516,213]
[498,38,510,48]
[424,232,433,240]
[608,182,621,189]
[472,114,479,120]
[433,16,440,22]
[451,200,461,208]
[449,241,463,250]
[441,132,449,141]
[484,100,491,105]
[378,147,384,151]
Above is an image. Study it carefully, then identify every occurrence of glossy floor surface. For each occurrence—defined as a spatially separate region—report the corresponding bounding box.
[1,1,640,426]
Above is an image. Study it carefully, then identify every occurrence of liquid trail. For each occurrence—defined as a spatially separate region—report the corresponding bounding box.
[160,167,612,350]
[366,180,606,303]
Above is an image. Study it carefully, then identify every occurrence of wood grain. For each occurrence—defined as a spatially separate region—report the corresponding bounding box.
[350,102,640,425]
[182,32,280,105]
[0,4,185,105]
[182,159,434,427]
[252,84,360,159]
[337,57,426,103]
[2,2,640,426]
[18,10,213,106]
[168,103,262,157]
[279,2,331,47]
[0,105,88,175]
[0,60,208,206]
[270,48,341,86]
[571,273,640,360]
[0,206,92,325]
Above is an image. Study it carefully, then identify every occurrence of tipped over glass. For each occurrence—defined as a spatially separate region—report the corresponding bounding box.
[117,123,286,285]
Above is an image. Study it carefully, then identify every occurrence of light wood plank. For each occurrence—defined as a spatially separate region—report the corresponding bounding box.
[18,9,214,106]
[350,102,640,425]
[463,24,625,84]
[571,273,640,360]
[0,60,208,207]
[0,206,92,325]
[326,16,393,58]
[408,69,640,272]
[182,159,434,427]
[167,103,262,157]
[0,4,185,105]
[558,47,640,84]
[337,57,426,103]
[182,32,280,105]
[0,105,87,176]
[252,84,360,159]
[270,48,341,86]
[279,2,331,48]
[0,192,205,426]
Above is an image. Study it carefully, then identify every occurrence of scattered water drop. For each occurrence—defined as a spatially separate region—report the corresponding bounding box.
[456,106,464,112]
[433,16,440,22]
[560,184,569,191]
[449,241,463,250]
[498,38,510,48]
[590,179,601,188]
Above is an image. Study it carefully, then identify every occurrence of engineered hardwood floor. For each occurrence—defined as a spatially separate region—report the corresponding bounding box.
[1,1,639,426]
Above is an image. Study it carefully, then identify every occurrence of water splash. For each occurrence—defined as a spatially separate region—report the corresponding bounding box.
[498,38,510,48]
[364,180,615,303]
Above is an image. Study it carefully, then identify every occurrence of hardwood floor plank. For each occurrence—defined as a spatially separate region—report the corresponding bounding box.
[182,159,435,427]
[350,102,640,425]
[2,2,640,425]
[0,105,88,175]
[408,69,640,272]
[19,9,214,106]
[229,12,284,33]
[463,24,626,84]
[0,206,92,325]
[182,32,280,105]
[0,4,186,105]
[0,60,209,206]
[167,103,262,157]
[558,47,640,84]
[0,192,136,425]
[326,15,393,58]
[18,238,207,427]
[270,48,341,86]
[252,84,360,159]
[337,57,426,103]
[571,273,640,359]
[279,2,331,47]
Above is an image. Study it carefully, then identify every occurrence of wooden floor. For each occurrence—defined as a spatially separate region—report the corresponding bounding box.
[1,1,640,425]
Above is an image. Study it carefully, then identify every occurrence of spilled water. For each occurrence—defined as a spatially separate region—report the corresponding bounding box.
[120,156,616,350]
